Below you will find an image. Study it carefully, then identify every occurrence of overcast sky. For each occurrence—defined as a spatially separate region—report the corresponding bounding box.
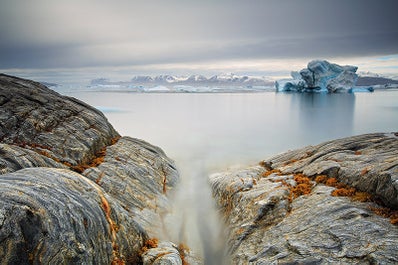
[1,0,398,80]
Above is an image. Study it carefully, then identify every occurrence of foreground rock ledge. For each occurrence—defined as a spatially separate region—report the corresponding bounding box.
[0,74,199,264]
[210,133,398,264]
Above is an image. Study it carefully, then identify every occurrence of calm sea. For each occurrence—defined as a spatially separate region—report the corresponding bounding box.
[61,90,398,169]
[59,89,398,263]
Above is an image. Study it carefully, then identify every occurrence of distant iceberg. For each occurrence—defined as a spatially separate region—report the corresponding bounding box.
[275,60,373,93]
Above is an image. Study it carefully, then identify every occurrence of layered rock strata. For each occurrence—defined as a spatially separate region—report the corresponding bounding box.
[0,74,195,264]
[210,133,398,264]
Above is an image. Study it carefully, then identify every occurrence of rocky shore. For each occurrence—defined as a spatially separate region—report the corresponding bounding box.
[1,73,397,264]
[0,74,198,264]
[210,133,398,264]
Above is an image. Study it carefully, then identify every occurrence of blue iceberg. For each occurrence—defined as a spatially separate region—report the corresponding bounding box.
[276,60,372,93]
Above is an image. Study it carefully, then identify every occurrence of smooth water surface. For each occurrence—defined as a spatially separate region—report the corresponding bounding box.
[60,89,398,263]
[63,90,398,169]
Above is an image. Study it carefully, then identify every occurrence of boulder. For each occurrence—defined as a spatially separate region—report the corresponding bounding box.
[0,73,119,167]
[266,132,398,208]
[0,168,145,264]
[142,241,183,265]
[0,74,188,264]
[82,136,179,235]
[210,133,398,264]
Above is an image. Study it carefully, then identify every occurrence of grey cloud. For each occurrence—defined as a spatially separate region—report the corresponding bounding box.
[1,0,398,69]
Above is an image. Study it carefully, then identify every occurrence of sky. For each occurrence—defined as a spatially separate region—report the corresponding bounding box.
[1,0,398,83]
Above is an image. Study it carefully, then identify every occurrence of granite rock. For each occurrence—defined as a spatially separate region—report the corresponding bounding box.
[0,168,145,264]
[0,74,187,264]
[266,132,398,208]
[210,133,398,264]
[0,73,119,167]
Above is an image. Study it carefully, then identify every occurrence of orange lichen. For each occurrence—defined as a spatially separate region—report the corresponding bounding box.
[145,238,159,249]
[162,175,167,194]
[140,238,159,254]
[355,151,362,155]
[391,213,398,225]
[44,135,120,173]
[325,177,339,187]
[101,196,111,220]
[259,161,273,170]
[283,158,298,166]
[15,140,52,151]
[293,173,310,184]
[28,253,34,263]
[95,171,105,185]
[322,177,372,200]
[331,187,356,197]
[318,176,398,225]
[291,183,312,197]
[111,136,121,145]
[178,243,190,265]
[70,146,107,173]
[236,227,245,235]
[290,174,313,200]
[262,169,282,178]
[314,175,328,184]
[369,206,398,225]
[352,191,373,202]
[99,194,124,263]
[37,149,50,157]
[361,167,370,176]
[264,166,398,226]
[111,257,125,265]
[370,206,391,218]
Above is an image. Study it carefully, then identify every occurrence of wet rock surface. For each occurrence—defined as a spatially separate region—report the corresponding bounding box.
[210,133,398,264]
[0,74,193,264]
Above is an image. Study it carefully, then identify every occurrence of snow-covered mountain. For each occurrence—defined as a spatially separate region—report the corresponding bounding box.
[130,75,154,83]
[357,72,398,86]
[126,73,274,87]
[186,74,208,82]
[88,73,275,92]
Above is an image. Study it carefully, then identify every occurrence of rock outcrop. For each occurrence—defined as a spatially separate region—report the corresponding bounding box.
[210,133,398,264]
[0,74,118,167]
[0,74,195,264]
[275,60,373,93]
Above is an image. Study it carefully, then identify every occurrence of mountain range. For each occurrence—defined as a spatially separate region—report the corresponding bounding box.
[90,72,398,88]
[91,73,275,87]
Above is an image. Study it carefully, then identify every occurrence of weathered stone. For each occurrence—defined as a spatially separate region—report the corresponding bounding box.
[142,241,183,265]
[0,168,146,264]
[210,133,398,264]
[0,143,68,174]
[141,241,202,265]
[0,73,119,166]
[83,136,179,235]
[0,74,188,264]
[266,132,398,208]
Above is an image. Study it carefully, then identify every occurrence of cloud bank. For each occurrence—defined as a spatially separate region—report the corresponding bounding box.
[0,0,397,76]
